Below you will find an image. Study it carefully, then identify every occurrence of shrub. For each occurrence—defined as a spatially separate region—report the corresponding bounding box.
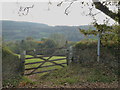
[71,39,118,71]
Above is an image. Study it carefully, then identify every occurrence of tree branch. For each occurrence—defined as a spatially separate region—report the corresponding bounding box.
[65,1,74,15]
[18,5,34,16]
[92,0,118,23]
[118,1,120,24]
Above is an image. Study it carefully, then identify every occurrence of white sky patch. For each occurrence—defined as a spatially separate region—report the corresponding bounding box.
[0,0,93,2]
[1,2,116,26]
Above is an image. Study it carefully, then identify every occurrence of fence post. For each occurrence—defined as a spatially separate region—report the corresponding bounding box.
[65,40,69,65]
[66,49,69,65]
[97,30,101,62]
[33,49,37,57]
[20,50,26,75]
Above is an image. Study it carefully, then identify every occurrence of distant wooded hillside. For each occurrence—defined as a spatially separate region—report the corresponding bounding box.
[2,20,96,41]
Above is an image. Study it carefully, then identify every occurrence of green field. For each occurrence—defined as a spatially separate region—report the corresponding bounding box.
[24,55,67,76]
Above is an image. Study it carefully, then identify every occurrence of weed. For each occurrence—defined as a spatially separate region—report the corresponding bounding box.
[39,64,118,86]
[2,75,22,88]
[59,77,79,85]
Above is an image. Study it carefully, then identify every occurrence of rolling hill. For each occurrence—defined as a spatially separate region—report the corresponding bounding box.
[1,20,96,41]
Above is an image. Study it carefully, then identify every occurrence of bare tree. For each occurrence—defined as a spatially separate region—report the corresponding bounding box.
[17,0,119,24]
[57,0,119,24]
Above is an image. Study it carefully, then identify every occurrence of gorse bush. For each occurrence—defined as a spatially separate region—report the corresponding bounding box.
[74,39,97,49]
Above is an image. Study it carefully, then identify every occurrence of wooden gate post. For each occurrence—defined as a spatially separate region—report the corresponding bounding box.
[33,49,37,57]
[66,49,69,65]
[20,50,26,75]
[65,40,69,65]
[97,30,101,62]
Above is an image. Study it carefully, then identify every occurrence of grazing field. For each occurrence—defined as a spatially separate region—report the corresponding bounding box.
[24,55,67,76]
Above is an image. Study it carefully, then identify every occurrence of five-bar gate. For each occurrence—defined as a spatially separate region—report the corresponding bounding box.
[20,46,68,76]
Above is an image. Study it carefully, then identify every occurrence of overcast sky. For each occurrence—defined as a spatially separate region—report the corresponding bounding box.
[1,2,116,26]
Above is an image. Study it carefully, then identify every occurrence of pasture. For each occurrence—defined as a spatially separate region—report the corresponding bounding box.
[24,55,67,76]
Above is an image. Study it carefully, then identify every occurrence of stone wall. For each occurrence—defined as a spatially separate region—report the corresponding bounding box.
[2,47,24,81]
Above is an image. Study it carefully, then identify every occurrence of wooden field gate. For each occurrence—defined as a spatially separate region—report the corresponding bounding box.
[20,46,69,76]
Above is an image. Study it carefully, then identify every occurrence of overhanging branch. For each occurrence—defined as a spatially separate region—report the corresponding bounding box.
[92,0,118,22]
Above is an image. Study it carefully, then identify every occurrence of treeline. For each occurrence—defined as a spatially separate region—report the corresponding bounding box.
[2,20,96,41]
[4,33,75,55]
